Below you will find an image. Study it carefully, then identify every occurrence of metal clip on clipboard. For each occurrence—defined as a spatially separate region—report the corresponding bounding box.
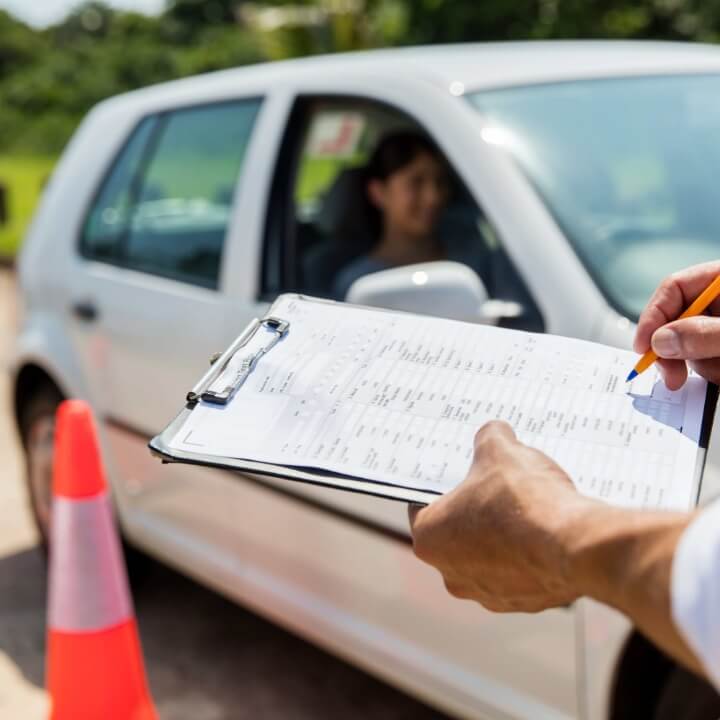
[185,316,289,407]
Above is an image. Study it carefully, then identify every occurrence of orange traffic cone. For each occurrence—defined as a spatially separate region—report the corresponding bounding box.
[46,399,158,720]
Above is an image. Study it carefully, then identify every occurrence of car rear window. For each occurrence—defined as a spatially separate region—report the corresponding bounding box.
[81,98,262,289]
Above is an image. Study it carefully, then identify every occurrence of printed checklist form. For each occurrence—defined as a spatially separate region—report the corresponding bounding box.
[155,294,716,509]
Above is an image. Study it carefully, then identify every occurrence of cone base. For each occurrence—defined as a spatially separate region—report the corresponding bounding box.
[48,620,157,720]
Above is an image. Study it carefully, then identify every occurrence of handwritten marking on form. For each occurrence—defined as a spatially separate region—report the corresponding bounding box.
[169,296,709,511]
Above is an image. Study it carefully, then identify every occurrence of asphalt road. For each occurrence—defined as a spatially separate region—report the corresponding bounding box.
[0,267,446,720]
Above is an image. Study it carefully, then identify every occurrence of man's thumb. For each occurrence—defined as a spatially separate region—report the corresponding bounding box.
[652,316,720,360]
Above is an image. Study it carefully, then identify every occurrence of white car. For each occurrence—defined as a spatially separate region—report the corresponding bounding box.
[12,41,720,719]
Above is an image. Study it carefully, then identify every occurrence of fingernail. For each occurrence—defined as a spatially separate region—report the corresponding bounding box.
[652,328,681,357]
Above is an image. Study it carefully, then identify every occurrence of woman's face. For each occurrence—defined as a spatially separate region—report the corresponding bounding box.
[369,152,450,238]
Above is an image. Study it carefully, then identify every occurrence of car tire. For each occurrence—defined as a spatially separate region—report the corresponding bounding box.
[654,666,720,720]
[18,382,63,549]
[18,384,149,583]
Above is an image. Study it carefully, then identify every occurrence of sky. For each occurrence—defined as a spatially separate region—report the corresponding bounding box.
[0,0,164,27]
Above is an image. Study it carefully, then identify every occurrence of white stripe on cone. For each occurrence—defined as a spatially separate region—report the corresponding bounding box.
[48,490,133,633]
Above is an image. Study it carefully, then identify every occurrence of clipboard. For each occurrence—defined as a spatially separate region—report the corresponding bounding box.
[150,293,719,509]
[149,295,442,504]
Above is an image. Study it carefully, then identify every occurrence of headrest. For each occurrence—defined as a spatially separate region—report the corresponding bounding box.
[313,166,374,242]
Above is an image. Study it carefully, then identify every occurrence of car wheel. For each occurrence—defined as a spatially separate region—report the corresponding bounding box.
[654,666,720,720]
[18,383,63,548]
[17,385,148,582]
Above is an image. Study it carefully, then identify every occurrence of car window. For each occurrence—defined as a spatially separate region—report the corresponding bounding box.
[265,97,543,332]
[125,100,261,289]
[468,75,720,320]
[81,116,157,262]
[81,99,261,289]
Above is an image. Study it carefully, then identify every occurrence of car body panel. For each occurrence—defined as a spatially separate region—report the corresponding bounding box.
[112,422,577,719]
[577,600,631,720]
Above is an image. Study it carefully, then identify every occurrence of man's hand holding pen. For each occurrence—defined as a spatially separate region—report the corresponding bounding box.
[408,261,720,677]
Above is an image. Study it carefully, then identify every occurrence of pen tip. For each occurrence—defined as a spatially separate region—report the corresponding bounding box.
[626,369,638,382]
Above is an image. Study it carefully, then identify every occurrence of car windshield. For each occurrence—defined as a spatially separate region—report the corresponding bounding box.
[468,75,720,320]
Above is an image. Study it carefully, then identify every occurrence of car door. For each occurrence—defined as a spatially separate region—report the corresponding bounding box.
[69,97,264,496]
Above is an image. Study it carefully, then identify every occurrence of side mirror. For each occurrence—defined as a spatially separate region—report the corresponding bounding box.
[345,261,523,324]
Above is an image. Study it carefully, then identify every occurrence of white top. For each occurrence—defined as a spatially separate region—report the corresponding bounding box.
[672,499,720,688]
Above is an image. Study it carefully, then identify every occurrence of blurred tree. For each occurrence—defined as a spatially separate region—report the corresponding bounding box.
[167,0,243,25]
[52,2,115,43]
[242,0,407,58]
[0,11,47,83]
[164,0,247,41]
[3,0,720,156]
[400,0,720,44]
[174,26,263,73]
[402,0,538,44]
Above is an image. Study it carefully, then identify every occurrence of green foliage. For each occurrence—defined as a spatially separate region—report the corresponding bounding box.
[166,0,244,36]
[398,0,720,44]
[173,26,265,74]
[0,4,265,157]
[0,155,56,259]
[1,0,720,158]
[0,11,46,83]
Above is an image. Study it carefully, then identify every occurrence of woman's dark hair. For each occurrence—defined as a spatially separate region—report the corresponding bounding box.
[366,130,444,182]
[363,131,446,239]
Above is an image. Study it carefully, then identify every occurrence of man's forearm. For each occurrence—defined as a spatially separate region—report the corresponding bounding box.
[564,503,702,675]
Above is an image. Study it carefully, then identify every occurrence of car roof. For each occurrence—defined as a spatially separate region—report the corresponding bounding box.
[102,40,720,112]
[287,40,720,89]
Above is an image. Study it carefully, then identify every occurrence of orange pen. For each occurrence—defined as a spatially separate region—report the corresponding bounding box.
[626,273,720,382]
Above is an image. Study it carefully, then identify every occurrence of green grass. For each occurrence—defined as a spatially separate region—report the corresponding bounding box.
[0,155,57,260]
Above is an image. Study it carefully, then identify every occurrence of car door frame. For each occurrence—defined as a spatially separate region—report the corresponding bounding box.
[260,92,516,308]
[254,73,611,338]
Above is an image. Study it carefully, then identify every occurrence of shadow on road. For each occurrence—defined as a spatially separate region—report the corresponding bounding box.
[0,543,445,720]
[134,556,446,720]
[0,546,47,689]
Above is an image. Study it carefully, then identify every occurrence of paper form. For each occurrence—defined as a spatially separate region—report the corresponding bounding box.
[169,296,710,510]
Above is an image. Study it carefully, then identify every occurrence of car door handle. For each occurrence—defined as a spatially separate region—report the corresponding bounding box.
[72,300,99,323]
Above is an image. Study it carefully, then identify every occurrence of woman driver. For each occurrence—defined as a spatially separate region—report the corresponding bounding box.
[333,131,451,299]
